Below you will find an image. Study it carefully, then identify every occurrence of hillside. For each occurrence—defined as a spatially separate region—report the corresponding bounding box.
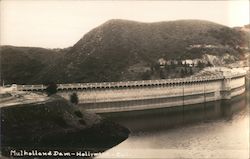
[37,19,249,83]
[1,19,249,84]
[1,95,129,157]
[0,46,67,84]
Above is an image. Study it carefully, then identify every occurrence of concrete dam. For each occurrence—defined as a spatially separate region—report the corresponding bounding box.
[15,68,247,113]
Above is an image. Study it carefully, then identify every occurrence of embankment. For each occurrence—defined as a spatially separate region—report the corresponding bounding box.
[0,95,130,158]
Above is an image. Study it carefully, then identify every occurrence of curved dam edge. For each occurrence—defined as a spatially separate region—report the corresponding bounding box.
[82,87,245,114]
[13,69,247,114]
[0,95,130,158]
[76,74,246,113]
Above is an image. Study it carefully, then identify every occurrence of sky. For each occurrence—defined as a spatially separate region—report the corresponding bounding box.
[0,0,249,48]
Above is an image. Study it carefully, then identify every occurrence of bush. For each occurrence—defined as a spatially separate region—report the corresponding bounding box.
[70,92,79,105]
[74,110,83,118]
[45,83,58,96]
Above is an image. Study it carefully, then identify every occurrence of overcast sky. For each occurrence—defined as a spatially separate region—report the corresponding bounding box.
[0,0,249,48]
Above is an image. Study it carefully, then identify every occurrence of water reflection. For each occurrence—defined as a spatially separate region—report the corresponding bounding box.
[98,93,249,158]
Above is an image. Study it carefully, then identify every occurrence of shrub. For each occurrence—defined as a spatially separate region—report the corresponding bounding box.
[45,82,58,96]
[74,110,83,118]
[70,92,79,105]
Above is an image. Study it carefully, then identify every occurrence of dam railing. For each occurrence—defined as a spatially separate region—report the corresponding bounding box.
[15,72,246,91]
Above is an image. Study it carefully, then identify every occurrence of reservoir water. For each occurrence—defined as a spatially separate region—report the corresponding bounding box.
[97,91,249,158]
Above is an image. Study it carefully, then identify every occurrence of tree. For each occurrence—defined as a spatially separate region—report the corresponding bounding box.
[152,62,160,71]
[45,82,58,96]
[189,68,193,75]
[159,69,165,79]
[181,69,185,78]
[197,61,205,69]
[70,92,79,105]
[184,67,188,75]
[170,61,176,69]
[177,60,182,66]
[184,61,188,67]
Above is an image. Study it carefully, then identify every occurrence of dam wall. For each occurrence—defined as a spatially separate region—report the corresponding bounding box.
[58,73,245,113]
[15,68,246,113]
[58,80,221,103]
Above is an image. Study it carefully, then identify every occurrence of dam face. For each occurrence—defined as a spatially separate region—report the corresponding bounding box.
[57,73,245,113]
[16,69,246,113]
